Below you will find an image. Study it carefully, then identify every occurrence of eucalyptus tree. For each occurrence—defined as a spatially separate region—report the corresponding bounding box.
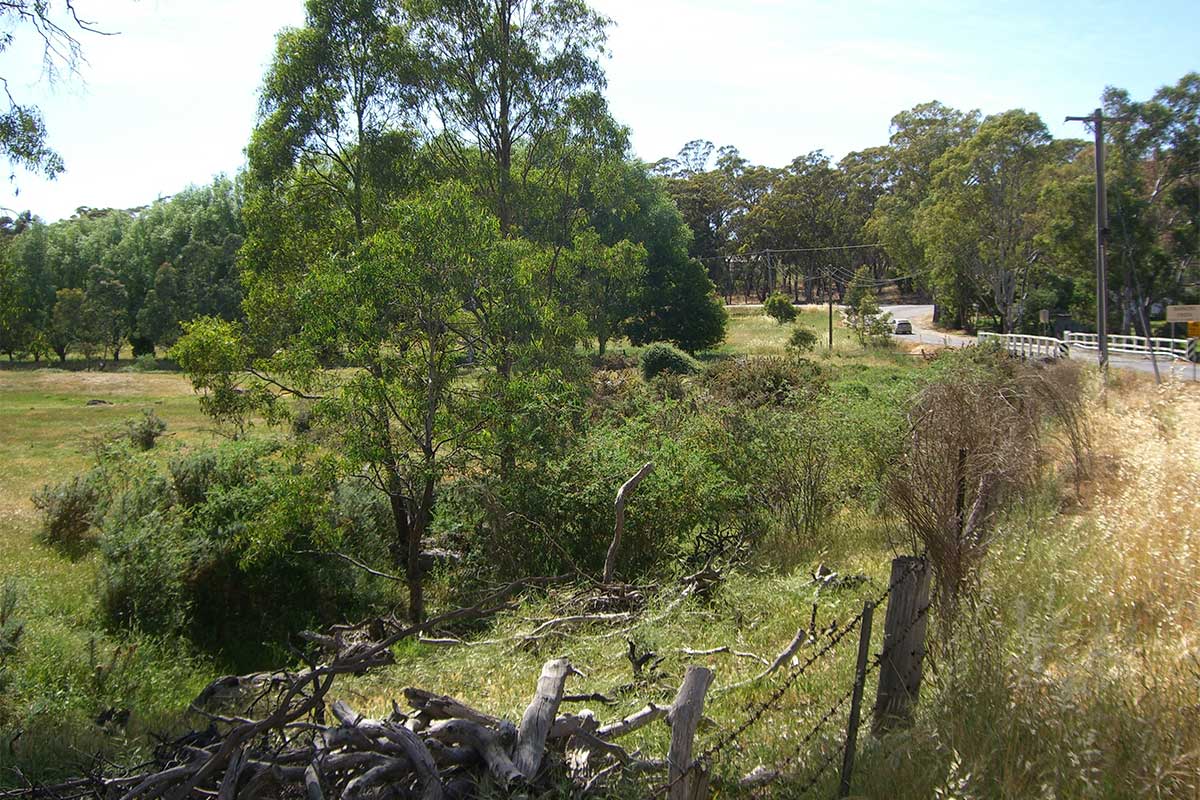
[917,110,1056,332]
[177,182,549,623]
[866,102,980,285]
[249,0,421,243]
[1102,73,1200,332]
[407,0,612,234]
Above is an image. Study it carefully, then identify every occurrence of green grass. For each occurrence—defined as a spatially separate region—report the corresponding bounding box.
[0,369,219,780]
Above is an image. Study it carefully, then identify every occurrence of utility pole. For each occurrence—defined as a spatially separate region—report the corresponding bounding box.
[1065,108,1116,375]
[826,268,834,351]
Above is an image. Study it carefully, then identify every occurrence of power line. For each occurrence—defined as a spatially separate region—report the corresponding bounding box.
[697,244,884,262]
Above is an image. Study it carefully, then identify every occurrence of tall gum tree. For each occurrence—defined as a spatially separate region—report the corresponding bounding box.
[407,0,611,234]
[917,110,1057,333]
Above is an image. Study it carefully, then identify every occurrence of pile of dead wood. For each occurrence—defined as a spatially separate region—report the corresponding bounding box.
[2,580,716,800]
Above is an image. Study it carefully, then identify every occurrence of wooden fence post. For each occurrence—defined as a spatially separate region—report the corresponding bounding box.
[838,602,874,798]
[667,666,714,800]
[872,556,930,736]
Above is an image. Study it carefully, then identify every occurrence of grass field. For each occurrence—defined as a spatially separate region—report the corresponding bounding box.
[1,311,1197,796]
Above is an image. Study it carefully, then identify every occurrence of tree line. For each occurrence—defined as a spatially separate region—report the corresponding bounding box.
[0,178,244,361]
[657,73,1198,334]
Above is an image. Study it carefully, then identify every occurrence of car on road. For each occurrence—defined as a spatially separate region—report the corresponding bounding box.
[893,318,913,335]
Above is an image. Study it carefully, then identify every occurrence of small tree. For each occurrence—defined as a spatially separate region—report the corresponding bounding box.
[853,292,893,346]
[786,323,818,352]
[763,291,797,324]
[844,265,875,311]
[178,182,545,623]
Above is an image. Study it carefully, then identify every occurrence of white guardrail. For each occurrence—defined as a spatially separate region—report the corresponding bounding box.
[1062,331,1191,361]
[978,332,1069,359]
[980,331,1197,362]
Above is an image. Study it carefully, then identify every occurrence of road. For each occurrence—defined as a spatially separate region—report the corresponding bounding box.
[881,304,1199,382]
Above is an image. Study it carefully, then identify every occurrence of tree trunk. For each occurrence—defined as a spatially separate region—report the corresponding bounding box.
[406,475,435,624]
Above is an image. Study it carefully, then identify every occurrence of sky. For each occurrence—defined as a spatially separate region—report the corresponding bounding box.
[1,0,1197,221]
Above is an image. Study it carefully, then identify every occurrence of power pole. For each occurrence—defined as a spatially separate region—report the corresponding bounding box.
[826,268,834,351]
[1065,108,1115,374]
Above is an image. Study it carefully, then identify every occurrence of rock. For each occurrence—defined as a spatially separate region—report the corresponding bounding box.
[86,399,113,406]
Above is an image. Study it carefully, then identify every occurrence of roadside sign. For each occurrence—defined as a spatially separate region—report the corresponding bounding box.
[1038,309,1050,324]
[1166,304,1200,322]
[1190,321,1200,338]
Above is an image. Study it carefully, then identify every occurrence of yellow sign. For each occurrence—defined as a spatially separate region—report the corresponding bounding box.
[1189,321,1200,338]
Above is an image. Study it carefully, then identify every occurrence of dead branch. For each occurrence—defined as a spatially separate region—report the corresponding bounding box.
[603,461,655,583]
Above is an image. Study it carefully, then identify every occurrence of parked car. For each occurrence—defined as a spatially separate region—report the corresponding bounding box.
[893,319,913,335]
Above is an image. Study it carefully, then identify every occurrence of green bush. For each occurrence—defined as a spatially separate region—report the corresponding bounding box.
[31,473,101,552]
[126,409,167,451]
[702,355,827,409]
[130,353,159,372]
[763,292,797,324]
[640,342,700,380]
[787,324,819,352]
[91,439,391,658]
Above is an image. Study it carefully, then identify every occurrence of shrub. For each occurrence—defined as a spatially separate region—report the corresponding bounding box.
[787,324,818,352]
[94,439,391,655]
[168,449,218,508]
[130,353,159,372]
[126,409,167,451]
[763,292,797,324]
[702,355,827,409]
[31,473,100,551]
[640,342,700,380]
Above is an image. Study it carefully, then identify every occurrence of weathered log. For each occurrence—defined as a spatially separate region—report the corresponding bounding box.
[679,646,769,666]
[301,762,323,800]
[738,765,780,789]
[428,719,524,787]
[329,701,443,800]
[603,461,655,583]
[404,688,504,729]
[514,658,575,780]
[596,703,667,739]
[216,747,247,800]
[549,710,599,739]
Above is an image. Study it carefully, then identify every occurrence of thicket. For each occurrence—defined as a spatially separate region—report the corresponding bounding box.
[33,439,392,657]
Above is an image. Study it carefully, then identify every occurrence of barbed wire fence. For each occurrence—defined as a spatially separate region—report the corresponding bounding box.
[634,554,932,800]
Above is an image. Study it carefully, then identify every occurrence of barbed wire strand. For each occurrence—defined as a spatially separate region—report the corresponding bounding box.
[639,557,927,798]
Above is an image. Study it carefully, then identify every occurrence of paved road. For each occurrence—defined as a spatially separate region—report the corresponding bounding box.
[881,304,1199,381]
[882,305,975,348]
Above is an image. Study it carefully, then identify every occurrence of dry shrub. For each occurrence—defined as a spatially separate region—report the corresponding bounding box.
[888,357,1089,603]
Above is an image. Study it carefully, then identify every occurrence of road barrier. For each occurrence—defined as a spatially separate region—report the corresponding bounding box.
[981,331,1199,365]
[978,332,1068,360]
[1063,331,1192,361]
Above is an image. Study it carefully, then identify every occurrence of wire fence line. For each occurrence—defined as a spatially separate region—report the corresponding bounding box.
[638,555,929,800]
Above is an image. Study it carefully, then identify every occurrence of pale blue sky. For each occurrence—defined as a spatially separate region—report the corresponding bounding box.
[2,0,1197,221]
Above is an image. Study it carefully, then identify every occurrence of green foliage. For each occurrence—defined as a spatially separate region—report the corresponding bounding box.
[172,317,263,432]
[31,473,100,553]
[125,409,167,451]
[851,292,893,346]
[93,439,390,651]
[702,355,827,409]
[639,342,700,380]
[130,353,158,372]
[786,323,818,352]
[762,291,796,324]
